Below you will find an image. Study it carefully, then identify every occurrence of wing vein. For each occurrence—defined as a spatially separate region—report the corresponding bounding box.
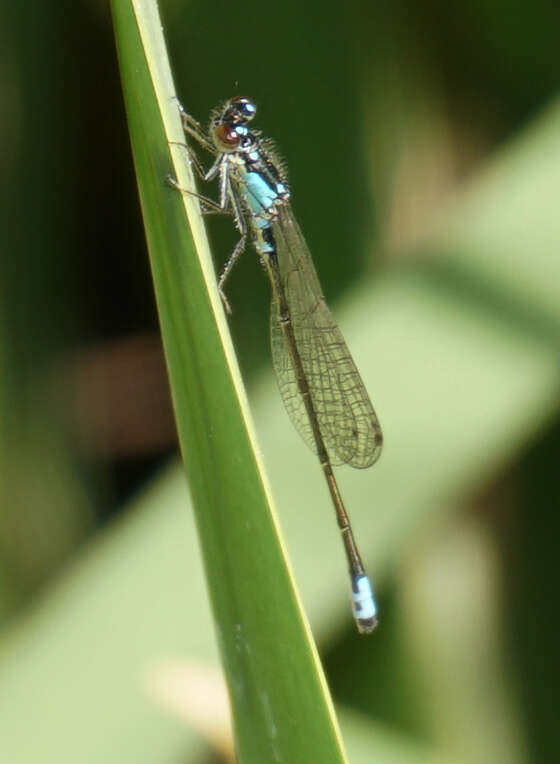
[269,206,382,469]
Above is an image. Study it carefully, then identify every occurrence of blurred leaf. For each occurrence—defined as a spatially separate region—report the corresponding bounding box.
[0,467,212,763]
[430,95,560,328]
[339,709,445,764]
[396,515,528,763]
[0,0,95,610]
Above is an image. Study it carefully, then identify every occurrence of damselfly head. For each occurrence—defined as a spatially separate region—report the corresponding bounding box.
[210,97,258,154]
[221,96,257,125]
[211,122,256,155]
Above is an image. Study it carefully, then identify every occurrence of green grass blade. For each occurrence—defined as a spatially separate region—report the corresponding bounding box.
[111,0,348,761]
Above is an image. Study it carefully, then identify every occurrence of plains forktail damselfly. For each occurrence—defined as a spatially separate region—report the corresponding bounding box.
[171,97,383,633]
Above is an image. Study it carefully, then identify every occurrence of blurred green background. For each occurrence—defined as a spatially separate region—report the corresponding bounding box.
[1,0,559,762]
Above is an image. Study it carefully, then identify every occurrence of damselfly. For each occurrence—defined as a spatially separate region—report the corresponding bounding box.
[171,97,383,633]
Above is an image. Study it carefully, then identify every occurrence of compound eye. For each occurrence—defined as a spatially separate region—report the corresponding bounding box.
[213,123,241,151]
[229,96,257,123]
